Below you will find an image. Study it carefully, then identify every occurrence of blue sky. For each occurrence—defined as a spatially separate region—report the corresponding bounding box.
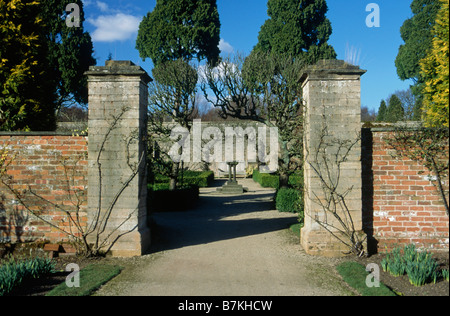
[81,0,415,112]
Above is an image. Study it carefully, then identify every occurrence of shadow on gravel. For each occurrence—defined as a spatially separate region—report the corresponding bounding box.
[147,185,297,254]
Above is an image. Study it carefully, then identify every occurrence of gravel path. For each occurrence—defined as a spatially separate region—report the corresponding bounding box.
[96,179,355,296]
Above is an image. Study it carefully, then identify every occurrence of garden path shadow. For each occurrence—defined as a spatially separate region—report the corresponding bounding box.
[147,178,297,253]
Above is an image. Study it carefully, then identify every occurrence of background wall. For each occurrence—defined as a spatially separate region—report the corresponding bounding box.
[0,133,88,243]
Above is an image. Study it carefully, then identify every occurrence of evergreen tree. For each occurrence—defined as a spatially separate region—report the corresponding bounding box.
[376,100,387,122]
[136,0,221,191]
[252,0,336,63]
[240,0,336,187]
[395,0,440,98]
[412,99,423,121]
[386,95,405,123]
[40,0,96,113]
[0,0,95,131]
[420,0,449,127]
[136,0,221,67]
[0,0,54,131]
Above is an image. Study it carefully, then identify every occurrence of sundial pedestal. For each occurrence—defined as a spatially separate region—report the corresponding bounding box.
[217,162,245,194]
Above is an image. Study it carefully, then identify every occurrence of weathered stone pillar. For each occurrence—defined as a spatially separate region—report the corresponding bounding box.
[85,60,152,257]
[300,60,366,257]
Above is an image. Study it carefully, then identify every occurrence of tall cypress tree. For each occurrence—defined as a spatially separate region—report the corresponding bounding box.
[239,0,336,188]
[253,0,336,63]
[376,100,387,122]
[40,0,96,113]
[136,0,221,190]
[386,95,405,123]
[136,0,221,67]
[395,0,440,110]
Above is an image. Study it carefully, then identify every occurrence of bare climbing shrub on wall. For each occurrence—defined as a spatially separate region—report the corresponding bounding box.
[0,107,145,257]
[385,123,449,216]
[305,125,366,256]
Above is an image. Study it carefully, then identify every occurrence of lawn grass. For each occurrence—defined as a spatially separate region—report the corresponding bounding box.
[46,264,122,296]
[336,261,396,296]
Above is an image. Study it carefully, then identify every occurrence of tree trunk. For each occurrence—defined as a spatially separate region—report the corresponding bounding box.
[279,172,289,189]
[278,138,290,189]
[169,161,179,191]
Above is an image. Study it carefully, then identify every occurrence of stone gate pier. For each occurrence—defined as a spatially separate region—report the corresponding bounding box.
[300,60,367,257]
[85,61,152,257]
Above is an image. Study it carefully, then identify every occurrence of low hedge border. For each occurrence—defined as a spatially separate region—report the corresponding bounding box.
[276,187,302,213]
[252,170,302,189]
[153,171,214,188]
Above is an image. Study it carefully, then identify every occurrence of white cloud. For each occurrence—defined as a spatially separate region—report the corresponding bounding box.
[87,13,141,42]
[198,61,238,85]
[219,39,234,54]
[96,1,109,12]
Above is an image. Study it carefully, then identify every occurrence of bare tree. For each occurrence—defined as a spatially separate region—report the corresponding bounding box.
[149,59,199,190]
[361,106,377,122]
[200,52,304,187]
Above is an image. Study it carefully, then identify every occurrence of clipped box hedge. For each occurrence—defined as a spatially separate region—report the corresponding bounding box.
[148,171,213,213]
[275,187,302,213]
[252,170,303,189]
[153,170,214,188]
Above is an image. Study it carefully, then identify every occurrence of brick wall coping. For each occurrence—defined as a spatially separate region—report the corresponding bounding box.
[361,121,424,132]
[0,131,88,136]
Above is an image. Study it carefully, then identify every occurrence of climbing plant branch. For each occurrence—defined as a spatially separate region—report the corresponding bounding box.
[385,123,449,216]
[304,123,366,257]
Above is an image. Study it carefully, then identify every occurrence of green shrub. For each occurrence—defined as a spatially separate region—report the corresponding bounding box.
[288,172,303,189]
[152,171,214,188]
[0,256,55,296]
[149,183,170,191]
[180,171,214,187]
[276,188,302,213]
[254,170,279,188]
[253,170,277,188]
[253,170,303,190]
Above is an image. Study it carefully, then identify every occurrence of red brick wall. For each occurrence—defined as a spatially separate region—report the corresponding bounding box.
[1,130,449,254]
[0,134,88,243]
[367,130,449,252]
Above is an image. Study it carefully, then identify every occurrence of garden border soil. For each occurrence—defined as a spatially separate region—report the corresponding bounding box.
[353,251,449,296]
